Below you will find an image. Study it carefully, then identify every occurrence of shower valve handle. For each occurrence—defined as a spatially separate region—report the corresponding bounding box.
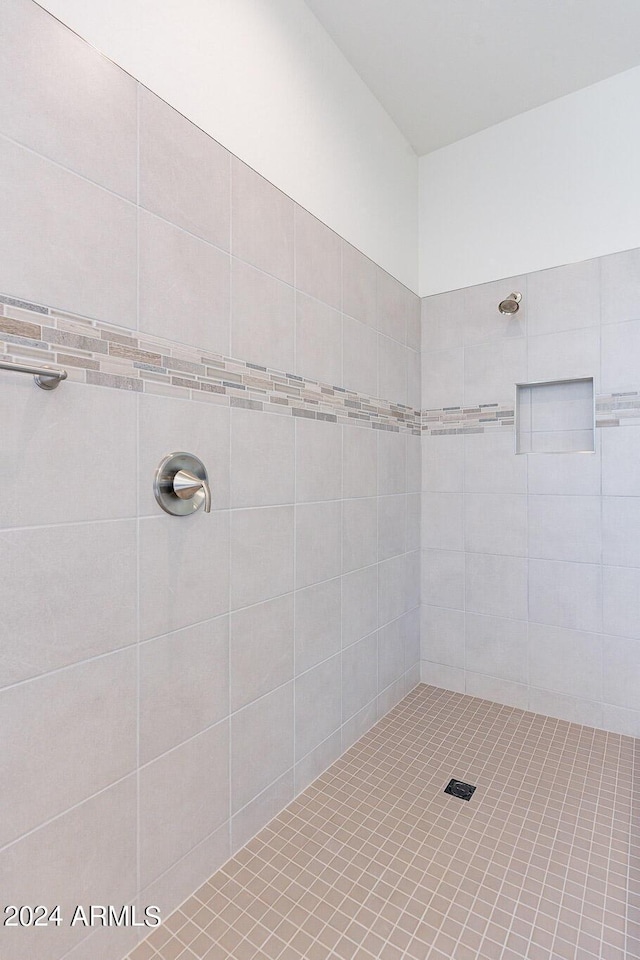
[173,468,211,513]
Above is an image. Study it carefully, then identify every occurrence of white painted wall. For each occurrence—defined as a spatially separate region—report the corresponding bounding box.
[37,0,419,291]
[419,66,640,296]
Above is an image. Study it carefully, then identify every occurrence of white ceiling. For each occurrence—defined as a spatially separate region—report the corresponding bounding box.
[304,0,640,155]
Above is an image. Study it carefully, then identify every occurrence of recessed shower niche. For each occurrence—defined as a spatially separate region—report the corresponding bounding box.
[516,377,595,454]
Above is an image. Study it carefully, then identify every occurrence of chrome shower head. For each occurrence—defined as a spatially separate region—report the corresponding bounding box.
[498,292,522,315]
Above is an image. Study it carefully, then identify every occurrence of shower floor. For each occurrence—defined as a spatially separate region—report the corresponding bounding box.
[127,684,638,960]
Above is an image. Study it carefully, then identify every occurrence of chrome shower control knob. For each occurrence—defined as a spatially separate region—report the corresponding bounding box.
[154,453,212,516]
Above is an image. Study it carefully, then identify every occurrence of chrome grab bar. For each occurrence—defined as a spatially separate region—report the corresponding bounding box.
[0,359,68,390]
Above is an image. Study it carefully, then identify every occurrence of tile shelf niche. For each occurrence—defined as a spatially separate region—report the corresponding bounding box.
[515,376,595,454]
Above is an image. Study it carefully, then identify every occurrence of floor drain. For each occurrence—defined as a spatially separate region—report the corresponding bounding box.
[444,778,476,801]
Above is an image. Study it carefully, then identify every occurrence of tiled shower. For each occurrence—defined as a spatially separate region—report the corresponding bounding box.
[0,2,638,959]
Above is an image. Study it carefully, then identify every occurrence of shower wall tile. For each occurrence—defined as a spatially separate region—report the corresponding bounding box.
[528,623,602,701]
[230,407,295,508]
[602,634,640,708]
[139,722,229,887]
[139,617,229,764]
[342,632,378,720]
[342,422,378,499]
[294,577,342,673]
[463,275,527,345]
[0,648,137,848]
[230,157,294,284]
[600,246,640,323]
[602,496,640,567]
[466,553,528,620]
[527,326,600,386]
[378,553,409,625]
[0,137,137,324]
[230,505,294,609]
[139,86,230,248]
[464,431,526,494]
[343,314,378,396]
[230,259,295,372]
[378,494,407,560]
[421,492,464,550]
[0,379,137,527]
[602,565,640,639]
[295,292,342,386]
[463,337,527,405]
[342,565,378,646]
[140,511,230,638]
[464,493,527,557]
[421,548,465,610]
[528,495,601,563]
[601,317,640,392]
[138,210,230,355]
[527,444,601,495]
[294,655,342,761]
[529,559,601,633]
[377,267,411,343]
[139,392,230,515]
[601,423,640,496]
[0,519,137,688]
[465,613,528,683]
[528,688,603,728]
[378,333,408,405]
[464,673,528,710]
[422,433,464,493]
[295,416,342,502]
[422,345,464,408]
[0,0,137,200]
[422,287,466,352]
[378,616,406,690]
[229,594,294,711]
[342,242,377,326]
[230,770,294,854]
[0,776,137,960]
[296,500,342,588]
[527,259,600,335]
[420,605,465,667]
[295,207,342,310]
[378,430,407,495]
[294,729,342,794]
[230,683,294,813]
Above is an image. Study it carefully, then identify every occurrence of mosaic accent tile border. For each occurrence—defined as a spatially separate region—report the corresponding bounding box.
[422,393,640,435]
[0,295,420,435]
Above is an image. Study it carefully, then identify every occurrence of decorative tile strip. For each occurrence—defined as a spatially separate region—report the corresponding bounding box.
[0,295,420,434]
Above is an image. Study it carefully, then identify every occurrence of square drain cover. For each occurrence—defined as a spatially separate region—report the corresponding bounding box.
[444,778,476,801]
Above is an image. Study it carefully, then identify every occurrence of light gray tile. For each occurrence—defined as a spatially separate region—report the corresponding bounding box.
[343,315,378,396]
[230,259,295,371]
[294,729,342,793]
[138,210,230,355]
[527,327,600,387]
[230,505,294,609]
[420,661,465,694]
[602,424,640,496]
[0,649,136,849]
[602,497,640,567]
[139,722,229,887]
[296,417,342,502]
[603,635,640,709]
[230,594,294,712]
[378,554,407,626]
[422,493,464,551]
[405,549,421,611]
[465,493,527,557]
[342,242,376,326]
[140,618,229,764]
[601,703,640,737]
[377,675,406,715]
[421,288,466,352]
[465,673,528,709]
[422,347,464,409]
[296,500,342,588]
[422,434,464,493]
[407,294,421,352]
[295,578,342,673]
[464,338,526,406]
[407,434,422,493]
[464,432,525,494]
[0,0,137,199]
[407,348,421,409]
[421,605,465,667]
[377,268,412,343]
[0,379,136,527]
[603,565,640,639]
[528,687,603,728]
[231,770,294,854]
[0,138,136,323]
[407,493,421,552]
[527,444,601,495]
[529,559,602,632]
[230,407,294,508]
[528,495,601,563]
[295,655,342,760]
[231,683,293,813]
[295,292,342,386]
[295,207,342,310]
[139,391,230,515]
[342,497,378,573]
[465,612,528,683]
[601,318,640,392]
[378,430,407,495]
[342,565,378,647]
[231,158,294,283]
[404,606,421,670]
[140,511,229,638]
[0,520,136,688]
[527,259,600,335]
[343,426,377,499]
[0,777,136,960]
[378,334,408,405]
[529,622,602,700]
[342,633,378,720]
[139,86,230,247]
[378,494,406,561]
[600,246,640,324]
[422,548,465,610]
[464,275,527,345]
[466,553,528,620]
[341,700,378,751]
[378,618,405,690]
